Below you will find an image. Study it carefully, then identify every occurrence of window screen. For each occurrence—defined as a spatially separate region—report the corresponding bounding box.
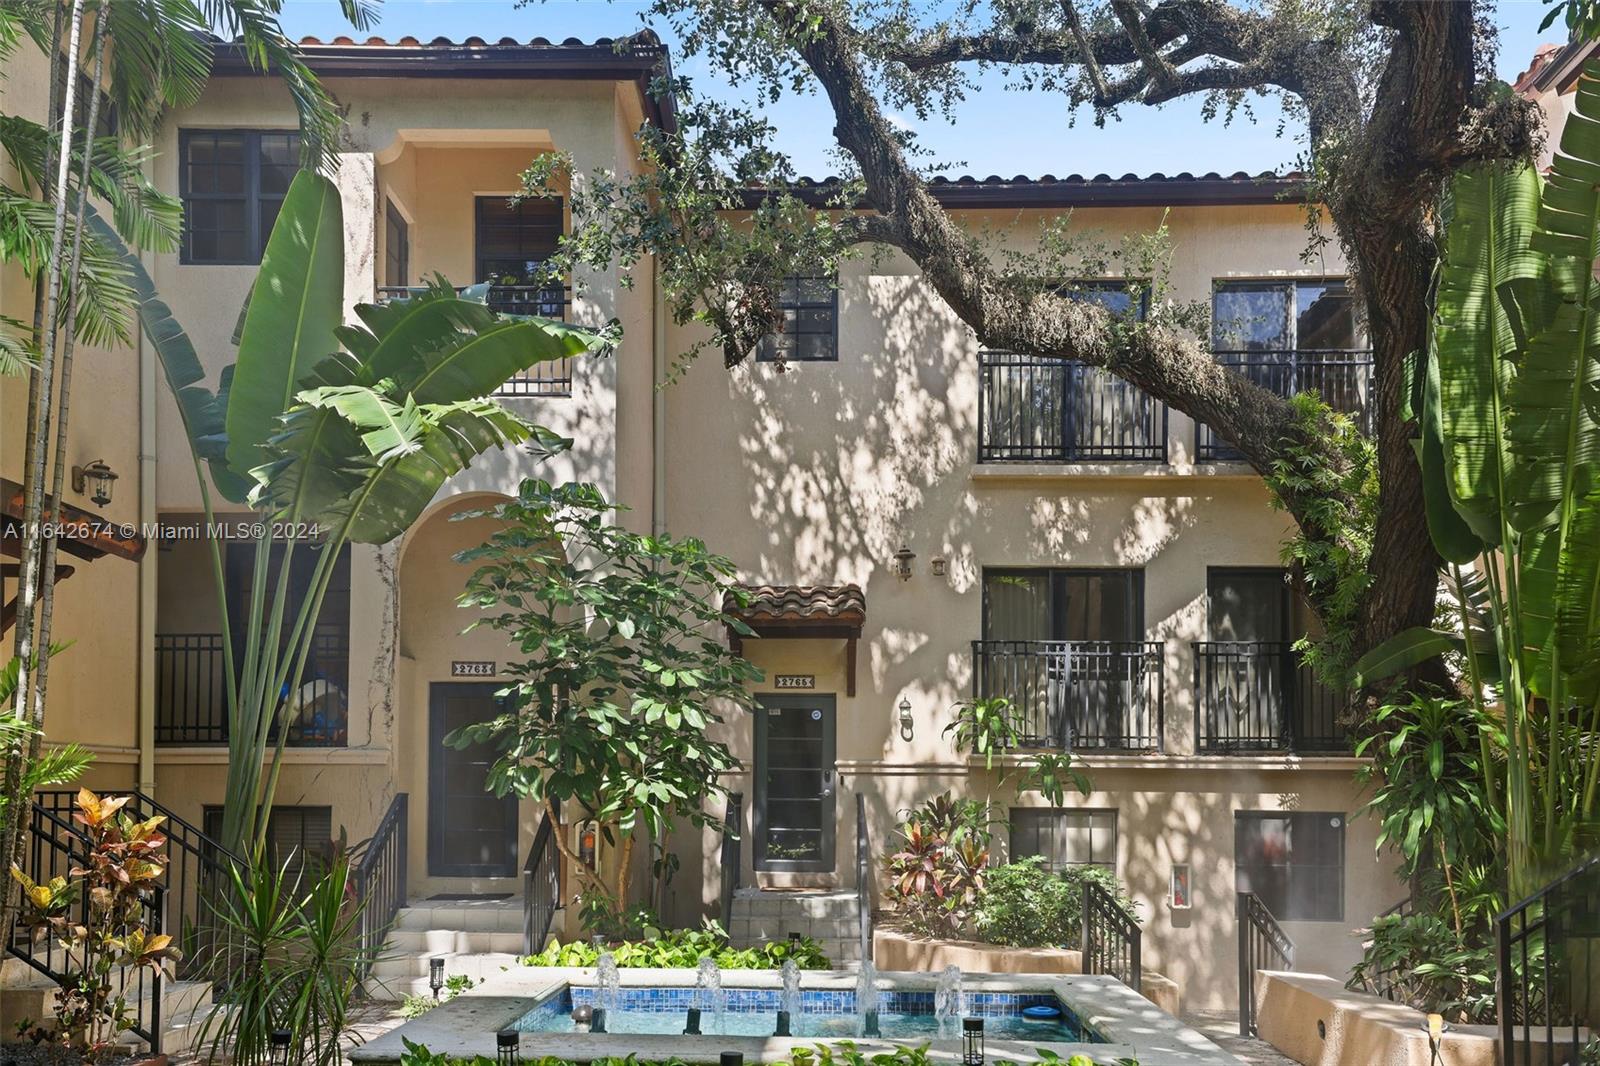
[204,806,333,880]
[1009,808,1118,869]
[1235,811,1345,921]
[180,130,300,264]
[757,275,838,362]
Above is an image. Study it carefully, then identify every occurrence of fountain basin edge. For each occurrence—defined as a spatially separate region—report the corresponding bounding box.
[352,967,1241,1066]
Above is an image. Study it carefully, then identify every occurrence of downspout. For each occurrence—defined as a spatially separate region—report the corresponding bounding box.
[651,254,666,538]
[136,173,157,795]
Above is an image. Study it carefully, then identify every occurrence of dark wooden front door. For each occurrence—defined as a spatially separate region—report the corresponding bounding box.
[428,683,517,877]
[753,694,837,873]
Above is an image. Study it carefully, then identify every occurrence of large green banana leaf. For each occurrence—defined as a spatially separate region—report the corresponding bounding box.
[225,170,343,479]
[1434,162,1546,544]
[87,212,252,502]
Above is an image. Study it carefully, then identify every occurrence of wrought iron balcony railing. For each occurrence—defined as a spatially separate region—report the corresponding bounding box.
[376,283,573,397]
[1193,640,1348,753]
[977,351,1167,463]
[971,639,1163,751]
[1196,349,1374,461]
[155,631,349,746]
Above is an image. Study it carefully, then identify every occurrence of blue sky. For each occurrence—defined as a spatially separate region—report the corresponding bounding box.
[278,0,1560,178]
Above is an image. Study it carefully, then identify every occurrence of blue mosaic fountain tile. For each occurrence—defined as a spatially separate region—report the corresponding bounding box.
[558,986,1063,1017]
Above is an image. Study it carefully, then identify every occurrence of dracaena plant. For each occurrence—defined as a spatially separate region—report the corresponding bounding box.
[98,170,607,859]
[882,816,988,939]
[10,788,178,1059]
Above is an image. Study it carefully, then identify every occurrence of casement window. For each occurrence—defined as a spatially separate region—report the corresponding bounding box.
[1235,811,1345,921]
[180,130,300,265]
[384,201,409,289]
[1211,279,1357,353]
[204,805,334,879]
[756,274,839,363]
[981,568,1144,644]
[1009,808,1118,869]
[1054,278,1149,320]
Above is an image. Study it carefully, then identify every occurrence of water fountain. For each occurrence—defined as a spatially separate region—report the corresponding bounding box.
[695,956,727,1034]
[777,958,803,1037]
[594,951,621,1033]
[934,964,964,1041]
[855,960,882,1038]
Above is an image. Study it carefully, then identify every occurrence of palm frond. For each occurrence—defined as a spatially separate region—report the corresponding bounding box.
[0,314,39,376]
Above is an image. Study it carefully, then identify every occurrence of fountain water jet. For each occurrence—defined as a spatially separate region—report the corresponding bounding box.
[856,961,882,1038]
[934,964,964,1040]
[695,956,727,1034]
[778,958,803,1036]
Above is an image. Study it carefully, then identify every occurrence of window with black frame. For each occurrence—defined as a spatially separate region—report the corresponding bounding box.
[978,279,1165,462]
[1235,811,1345,921]
[1009,808,1118,869]
[204,805,333,881]
[384,201,409,290]
[474,196,565,317]
[756,274,838,363]
[1201,279,1369,458]
[974,569,1156,749]
[180,130,299,264]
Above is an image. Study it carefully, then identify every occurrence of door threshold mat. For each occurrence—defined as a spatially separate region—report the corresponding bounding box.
[427,893,514,901]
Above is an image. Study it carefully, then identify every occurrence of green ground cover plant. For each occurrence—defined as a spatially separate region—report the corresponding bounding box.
[524,919,830,970]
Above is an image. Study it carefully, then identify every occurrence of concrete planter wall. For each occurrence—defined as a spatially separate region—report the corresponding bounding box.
[872,928,1182,1016]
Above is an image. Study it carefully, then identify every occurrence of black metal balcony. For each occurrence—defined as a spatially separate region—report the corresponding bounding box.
[155,631,350,746]
[977,351,1167,463]
[971,639,1163,751]
[1193,641,1348,753]
[375,283,573,397]
[1196,349,1374,461]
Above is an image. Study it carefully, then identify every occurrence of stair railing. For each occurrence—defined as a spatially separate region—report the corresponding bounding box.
[856,792,872,966]
[1237,891,1294,1036]
[718,792,743,933]
[350,792,408,983]
[9,800,165,1054]
[1497,853,1600,1066]
[523,799,561,955]
[1081,879,1141,993]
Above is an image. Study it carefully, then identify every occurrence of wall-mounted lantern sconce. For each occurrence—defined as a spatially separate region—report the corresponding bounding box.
[930,556,947,577]
[893,545,915,581]
[71,459,117,508]
[897,697,914,741]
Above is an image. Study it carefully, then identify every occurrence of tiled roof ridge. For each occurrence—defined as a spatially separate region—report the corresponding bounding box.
[727,583,867,619]
[201,29,665,52]
[766,169,1307,188]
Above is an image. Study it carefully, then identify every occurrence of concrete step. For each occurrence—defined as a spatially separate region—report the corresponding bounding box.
[1,977,214,1050]
[730,890,861,920]
[384,929,524,955]
[394,902,524,934]
[368,950,521,984]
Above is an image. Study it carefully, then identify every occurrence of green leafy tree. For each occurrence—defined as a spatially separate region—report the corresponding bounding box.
[446,479,763,909]
[1355,61,1600,893]
[112,170,604,858]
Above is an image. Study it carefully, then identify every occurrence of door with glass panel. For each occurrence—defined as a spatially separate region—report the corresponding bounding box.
[976,569,1153,749]
[753,694,837,872]
[1202,568,1290,749]
[1204,279,1366,458]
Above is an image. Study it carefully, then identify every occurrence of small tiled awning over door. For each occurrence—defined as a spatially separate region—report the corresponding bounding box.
[723,583,866,696]
[1,477,146,635]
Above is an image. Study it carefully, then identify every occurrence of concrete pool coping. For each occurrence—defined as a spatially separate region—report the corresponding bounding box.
[351,967,1243,1065]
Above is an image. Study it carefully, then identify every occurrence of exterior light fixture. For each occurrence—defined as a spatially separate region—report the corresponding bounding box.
[931,556,947,577]
[963,1017,984,1065]
[429,957,445,1000]
[496,1028,519,1066]
[71,459,117,508]
[893,545,915,581]
[897,697,914,741]
[269,1029,292,1066]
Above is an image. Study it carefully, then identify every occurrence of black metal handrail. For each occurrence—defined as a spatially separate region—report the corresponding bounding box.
[523,799,561,956]
[155,631,350,747]
[1081,879,1141,992]
[856,793,872,965]
[9,799,165,1053]
[351,792,408,984]
[719,792,743,933]
[971,640,1163,751]
[1193,641,1348,753]
[1198,349,1374,460]
[978,350,1167,463]
[33,789,241,989]
[1497,854,1600,1065]
[1237,891,1294,1037]
[375,283,574,397]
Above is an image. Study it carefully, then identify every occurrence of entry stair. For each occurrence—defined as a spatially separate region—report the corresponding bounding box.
[726,888,865,967]
[366,899,526,1000]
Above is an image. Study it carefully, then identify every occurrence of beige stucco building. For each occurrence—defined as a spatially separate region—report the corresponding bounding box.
[1,31,1408,1011]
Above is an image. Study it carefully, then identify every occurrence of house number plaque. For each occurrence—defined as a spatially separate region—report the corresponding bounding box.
[773,674,815,690]
[451,660,496,677]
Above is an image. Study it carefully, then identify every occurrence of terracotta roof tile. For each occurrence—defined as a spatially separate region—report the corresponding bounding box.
[726,583,866,623]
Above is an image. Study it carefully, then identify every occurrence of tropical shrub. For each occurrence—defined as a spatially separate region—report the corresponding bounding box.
[881,814,987,939]
[971,857,1137,949]
[1346,912,1496,1022]
[10,789,178,1060]
[525,919,830,970]
[400,975,478,1019]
